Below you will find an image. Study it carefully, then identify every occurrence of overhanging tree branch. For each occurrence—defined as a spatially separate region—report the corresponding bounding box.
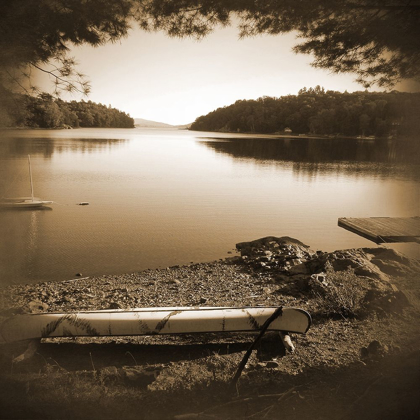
[29,61,90,95]
[1,0,419,95]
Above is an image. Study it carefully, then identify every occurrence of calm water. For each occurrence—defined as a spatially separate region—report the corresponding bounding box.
[0,128,419,286]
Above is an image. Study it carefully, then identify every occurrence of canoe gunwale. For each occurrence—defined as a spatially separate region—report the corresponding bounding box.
[0,306,312,344]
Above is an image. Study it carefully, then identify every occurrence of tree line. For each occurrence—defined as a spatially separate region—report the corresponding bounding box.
[191,87,420,138]
[2,93,134,129]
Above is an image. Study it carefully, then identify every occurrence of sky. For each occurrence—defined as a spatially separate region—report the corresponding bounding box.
[37,24,420,126]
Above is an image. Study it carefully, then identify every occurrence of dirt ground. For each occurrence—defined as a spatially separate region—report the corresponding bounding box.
[0,237,419,419]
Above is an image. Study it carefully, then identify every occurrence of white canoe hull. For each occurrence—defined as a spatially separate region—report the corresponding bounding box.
[0,306,311,343]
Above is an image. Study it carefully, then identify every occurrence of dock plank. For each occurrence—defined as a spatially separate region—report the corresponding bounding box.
[338,217,420,244]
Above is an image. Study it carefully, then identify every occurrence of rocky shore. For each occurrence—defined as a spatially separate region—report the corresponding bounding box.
[0,236,419,419]
[1,236,415,315]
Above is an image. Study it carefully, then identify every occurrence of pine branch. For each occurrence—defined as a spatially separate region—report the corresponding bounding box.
[29,62,89,95]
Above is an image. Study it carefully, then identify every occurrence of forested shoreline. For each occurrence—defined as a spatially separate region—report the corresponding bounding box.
[191,87,420,138]
[0,93,134,129]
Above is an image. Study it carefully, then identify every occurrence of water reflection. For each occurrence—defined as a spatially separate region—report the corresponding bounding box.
[1,128,418,286]
[0,206,45,285]
[0,206,53,212]
[0,136,126,158]
[201,137,420,180]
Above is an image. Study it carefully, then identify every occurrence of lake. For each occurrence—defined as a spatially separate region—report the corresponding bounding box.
[0,128,419,286]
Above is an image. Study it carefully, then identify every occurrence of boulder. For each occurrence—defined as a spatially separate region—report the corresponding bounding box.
[307,273,329,295]
[233,238,417,318]
[236,236,316,274]
[364,247,420,276]
[360,340,389,360]
[276,275,310,297]
[237,236,310,250]
[363,247,412,265]
[362,288,410,315]
[224,256,243,264]
[236,236,312,258]
[288,262,311,275]
[326,250,389,282]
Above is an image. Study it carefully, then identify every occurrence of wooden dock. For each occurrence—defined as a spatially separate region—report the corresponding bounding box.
[338,217,420,244]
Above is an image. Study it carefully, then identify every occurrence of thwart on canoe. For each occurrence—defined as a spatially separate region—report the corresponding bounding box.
[0,306,311,344]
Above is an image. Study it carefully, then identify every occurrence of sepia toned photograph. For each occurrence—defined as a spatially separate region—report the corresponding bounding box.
[0,1,419,419]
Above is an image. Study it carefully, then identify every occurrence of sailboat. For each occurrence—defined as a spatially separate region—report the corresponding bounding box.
[0,155,53,208]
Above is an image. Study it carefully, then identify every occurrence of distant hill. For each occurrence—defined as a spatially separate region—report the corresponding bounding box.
[134,118,174,128]
[134,118,192,129]
[175,123,192,129]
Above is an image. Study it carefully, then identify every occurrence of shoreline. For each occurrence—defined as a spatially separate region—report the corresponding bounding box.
[1,236,420,419]
[1,235,418,314]
[1,125,412,141]
[187,128,408,141]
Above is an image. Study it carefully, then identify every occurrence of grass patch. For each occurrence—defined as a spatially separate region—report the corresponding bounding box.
[311,263,365,319]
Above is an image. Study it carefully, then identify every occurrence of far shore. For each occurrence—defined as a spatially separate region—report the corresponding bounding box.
[1,125,410,141]
[188,128,402,141]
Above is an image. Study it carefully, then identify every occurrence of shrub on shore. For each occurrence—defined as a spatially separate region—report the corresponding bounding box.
[311,263,365,319]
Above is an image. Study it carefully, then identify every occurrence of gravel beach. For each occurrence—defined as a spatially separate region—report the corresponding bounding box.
[1,236,419,419]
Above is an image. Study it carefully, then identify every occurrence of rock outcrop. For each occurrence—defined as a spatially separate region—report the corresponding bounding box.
[236,236,418,316]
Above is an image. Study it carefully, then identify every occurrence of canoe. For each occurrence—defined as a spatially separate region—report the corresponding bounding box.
[0,306,311,343]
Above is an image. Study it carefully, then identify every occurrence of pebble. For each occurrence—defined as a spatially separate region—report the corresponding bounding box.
[266,361,280,368]
[27,300,49,313]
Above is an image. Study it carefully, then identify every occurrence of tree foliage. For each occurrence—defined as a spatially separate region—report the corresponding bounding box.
[0,0,134,95]
[1,0,419,95]
[2,93,134,129]
[190,87,420,137]
[132,0,420,88]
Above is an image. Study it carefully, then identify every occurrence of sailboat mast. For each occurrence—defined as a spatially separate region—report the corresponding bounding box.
[28,155,34,202]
